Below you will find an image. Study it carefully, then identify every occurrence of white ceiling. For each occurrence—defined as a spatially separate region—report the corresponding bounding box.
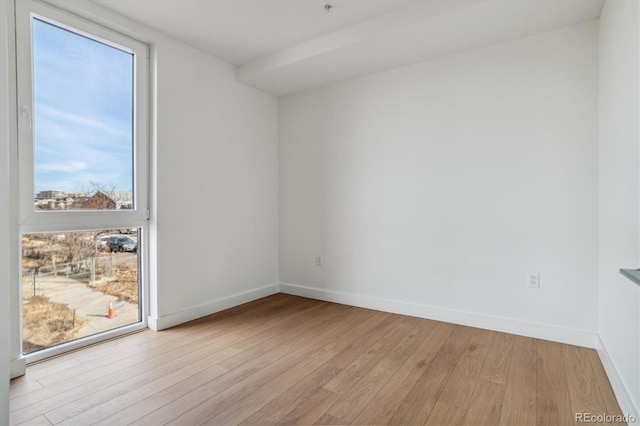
[94,0,604,96]
[94,0,415,65]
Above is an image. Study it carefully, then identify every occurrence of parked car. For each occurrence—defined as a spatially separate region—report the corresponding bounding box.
[97,235,115,250]
[106,236,137,253]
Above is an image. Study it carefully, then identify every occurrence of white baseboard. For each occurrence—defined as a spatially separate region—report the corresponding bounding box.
[148,283,280,331]
[279,282,597,348]
[10,357,26,379]
[596,335,640,424]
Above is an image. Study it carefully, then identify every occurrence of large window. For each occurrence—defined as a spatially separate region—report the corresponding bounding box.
[31,17,134,212]
[16,0,148,362]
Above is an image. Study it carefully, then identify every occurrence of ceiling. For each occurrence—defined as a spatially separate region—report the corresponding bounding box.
[93,0,415,65]
[94,0,604,96]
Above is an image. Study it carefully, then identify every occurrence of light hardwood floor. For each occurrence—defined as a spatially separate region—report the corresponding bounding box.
[10,294,622,425]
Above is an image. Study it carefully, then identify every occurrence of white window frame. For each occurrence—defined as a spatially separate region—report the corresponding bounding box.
[15,0,149,363]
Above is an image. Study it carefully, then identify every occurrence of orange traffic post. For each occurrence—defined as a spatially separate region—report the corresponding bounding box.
[108,302,115,319]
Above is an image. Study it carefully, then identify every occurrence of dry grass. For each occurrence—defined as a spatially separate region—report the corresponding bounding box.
[21,237,53,270]
[22,295,88,354]
[88,264,138,303]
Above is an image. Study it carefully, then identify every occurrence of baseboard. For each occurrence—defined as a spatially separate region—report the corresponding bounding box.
[10,357,26,379]
[280,282,597,348]
[148,283,280,331]
[596,335,640,424]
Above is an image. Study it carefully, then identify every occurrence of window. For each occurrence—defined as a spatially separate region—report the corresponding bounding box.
[15,0,148,362]
[31,17,135,212]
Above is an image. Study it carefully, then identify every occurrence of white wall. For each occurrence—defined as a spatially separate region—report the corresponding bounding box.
[153,39,280,328]
[48,0,280,330]
[598,0,640,418]
[280,21,600,346]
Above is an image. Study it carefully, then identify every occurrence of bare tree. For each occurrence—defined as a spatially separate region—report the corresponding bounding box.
[56,232,100,265]
[76,182,132,210]
[22,231,101,277]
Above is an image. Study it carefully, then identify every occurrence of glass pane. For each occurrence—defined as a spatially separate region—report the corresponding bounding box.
[22,229,140,354]
[32,18,134,211]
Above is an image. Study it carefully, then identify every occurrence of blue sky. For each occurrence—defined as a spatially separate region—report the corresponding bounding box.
[33,18,133,194]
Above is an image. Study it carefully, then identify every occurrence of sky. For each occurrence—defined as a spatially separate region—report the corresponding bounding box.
[33,18,134,194]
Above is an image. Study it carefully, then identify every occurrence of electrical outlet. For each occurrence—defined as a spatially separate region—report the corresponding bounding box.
[315,255,323,267]
[527,272,540,288]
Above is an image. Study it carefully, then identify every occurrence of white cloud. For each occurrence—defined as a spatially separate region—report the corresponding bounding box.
[39,161,87,173]
[37,104,130,139]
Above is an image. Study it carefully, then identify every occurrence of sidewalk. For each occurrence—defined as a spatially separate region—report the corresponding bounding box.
[23,275,139,338]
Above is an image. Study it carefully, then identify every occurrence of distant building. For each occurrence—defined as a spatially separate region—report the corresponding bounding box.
[111,191,133,209]
[34,189,132,210]
[36,190,67,200]
[66,192,86,199]
[81,191,117,210]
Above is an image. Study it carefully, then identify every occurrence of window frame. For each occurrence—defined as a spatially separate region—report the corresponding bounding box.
[15,0,150,363]
[16,0,149,230]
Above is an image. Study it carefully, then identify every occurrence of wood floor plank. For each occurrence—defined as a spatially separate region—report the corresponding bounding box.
[218,301,339,371]
[8,378,43,400]
[278,388,341,425]
[323,313,397,370]
[208,342,342,425]
[423,330,494,425]
[15,414,52,426]
[536,339,574,426]
[205,311,400,423]
[14,326,232,408]
[9,295,623,426]
[388,325,474,425]
[321,316,422,396]
[428,329,494,408]
[35,325,221,388]
[499,335,536,425]
[137,305,368,425]
[15,294,311,408]
[240,314,410,425]
[57,329,189,377]
[56,360,228,425]
[65,296,294,374]
[461,331,515,425]
[254,311,397,425]
[585,349,624,418]
[202,306,390,424]
[22,357,81,379]
[230,299,327,351]
[479,332,514,385]
[61,293,304,373]
[163,320,356,424]
[563,345,610,420]
[44,343,235,424]
[35,293,293,383]
[10,325,243,423]
[94,361,236,425]
[424,400,467,426]
[240,364,342,426]
[352,321,453,425]
[316,319,429,424]
[207,304,362,395]
[461,379,506,425]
